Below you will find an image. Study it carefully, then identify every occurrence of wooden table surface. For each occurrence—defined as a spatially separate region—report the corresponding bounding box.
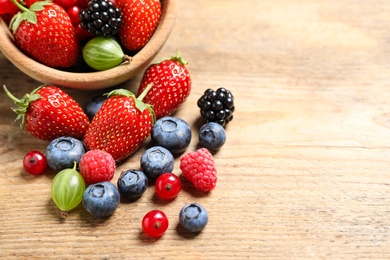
[2,0,390,258]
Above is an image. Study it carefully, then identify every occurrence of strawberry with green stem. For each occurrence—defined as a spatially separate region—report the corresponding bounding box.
[3,85,90,141]
[84,84,155,161]
[9,0,79,68]
[137,51,192,119]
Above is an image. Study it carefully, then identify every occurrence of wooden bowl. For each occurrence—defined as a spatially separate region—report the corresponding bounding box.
[0,0,176,90]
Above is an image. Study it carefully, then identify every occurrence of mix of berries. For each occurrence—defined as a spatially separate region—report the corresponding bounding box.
[0,0,162,70]
[0,12,234,234]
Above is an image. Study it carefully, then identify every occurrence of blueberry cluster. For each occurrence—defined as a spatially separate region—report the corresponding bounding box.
[79,0,122,37]
[197,88,235,127]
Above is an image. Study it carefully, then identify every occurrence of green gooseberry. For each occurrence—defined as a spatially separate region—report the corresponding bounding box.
[82,36,129,71]
[51,162,85,215]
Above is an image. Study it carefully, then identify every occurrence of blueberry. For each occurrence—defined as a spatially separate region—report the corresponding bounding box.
[198,122,226,150]
[179,203,209,232]
[84,94,107,121]
[140,146,174,179]
[46,136,86,172]
[151,116,192,154]
[82,182,120,218]
[117,169,148,199]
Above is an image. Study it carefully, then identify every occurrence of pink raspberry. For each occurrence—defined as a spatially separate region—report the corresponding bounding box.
[179,148,217,192]
[79,149,116,184]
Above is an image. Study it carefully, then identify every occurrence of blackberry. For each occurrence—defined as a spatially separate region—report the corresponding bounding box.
[80,0,122,37]
[197,87,235,127]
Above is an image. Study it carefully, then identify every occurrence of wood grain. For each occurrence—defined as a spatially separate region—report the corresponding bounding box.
[2,0,390,258]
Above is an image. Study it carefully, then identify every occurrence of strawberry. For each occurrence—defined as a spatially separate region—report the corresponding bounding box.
[83,85,155,161]
[137,51,192,119]
[3,85,90,141]
[118,0,161,51]
[8,0,79,68]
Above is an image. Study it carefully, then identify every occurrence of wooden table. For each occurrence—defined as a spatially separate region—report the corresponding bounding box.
[1,0,390,258]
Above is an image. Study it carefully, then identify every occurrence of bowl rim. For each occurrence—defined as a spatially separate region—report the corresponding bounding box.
[0,0,177,90]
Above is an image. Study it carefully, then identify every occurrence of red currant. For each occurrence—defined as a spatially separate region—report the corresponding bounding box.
[155,173,182,199]
[74,23,93,42]
[67,6,81,26]
[23,150,47,175]
[142,210,169,238]
[0,0,18,15]
[76,0,88,8]
[53,0,78,8]
[24,0,39,7]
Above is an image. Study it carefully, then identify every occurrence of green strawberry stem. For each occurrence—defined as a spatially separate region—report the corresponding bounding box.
[10,0,30,13]
[137,83,153,101]
[3,85,42,127]
[106,84,156,123]
[154,50,188,66]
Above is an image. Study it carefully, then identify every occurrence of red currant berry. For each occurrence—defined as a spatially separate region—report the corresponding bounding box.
[155,173,182,199]
[142,210,169,238]
[53,0,77,8]
[67,6,81,26]
[74,23,93,42]
[76,0,88,8]
[23,150,47,175]
[0,0,18,15]
[24,0,39,7]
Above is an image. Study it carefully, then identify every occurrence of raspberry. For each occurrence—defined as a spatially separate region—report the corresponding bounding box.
[79,149,116,184]
[179,148,217,192]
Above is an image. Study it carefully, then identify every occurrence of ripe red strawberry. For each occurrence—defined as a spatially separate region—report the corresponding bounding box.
[3,85,90,141]
[117,0,161,51]
[137,52,192,119]
[180,148,217,192]
[9,0,79,68]
[83,86,155,161]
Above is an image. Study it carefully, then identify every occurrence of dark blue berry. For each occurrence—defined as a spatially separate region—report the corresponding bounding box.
[117,169,148,199]
[140,146,174,179]
[151,116,192,154]
[82,182,120,218]
[179,203,209,232]
[84,94,107,121]
[199,122,226,150]
[46,136,86,173]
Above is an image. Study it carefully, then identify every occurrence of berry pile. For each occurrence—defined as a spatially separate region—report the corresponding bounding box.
[5,50,235,237]
[0,0,161,70]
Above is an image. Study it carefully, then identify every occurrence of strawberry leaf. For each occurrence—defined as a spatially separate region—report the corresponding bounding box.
[106,88,136,99]
[153,50,188,66]
[29,0,52,12]
[3,85,42,128]
[8,0,52,32]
